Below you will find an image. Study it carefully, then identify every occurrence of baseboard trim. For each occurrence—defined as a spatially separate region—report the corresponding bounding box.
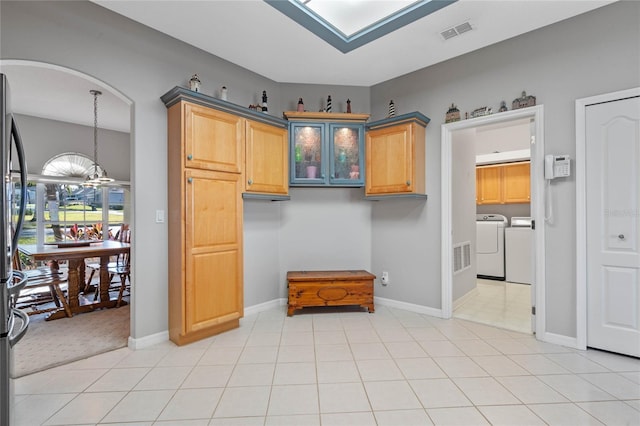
[375,296,443,318]
[128,330,169,350]
[453,287,479,310]
[244,298,287,317]
[538,331,579,350]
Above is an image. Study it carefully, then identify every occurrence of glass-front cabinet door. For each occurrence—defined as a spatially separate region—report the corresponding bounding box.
[291,122,325,185]
[330,123,364,186]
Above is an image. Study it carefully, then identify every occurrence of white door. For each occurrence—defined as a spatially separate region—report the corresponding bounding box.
[586,96,640,357]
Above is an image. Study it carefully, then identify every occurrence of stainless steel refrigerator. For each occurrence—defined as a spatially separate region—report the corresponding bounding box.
[1,73,29,425]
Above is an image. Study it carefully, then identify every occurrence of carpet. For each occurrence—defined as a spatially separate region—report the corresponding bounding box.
[12,305,129,378]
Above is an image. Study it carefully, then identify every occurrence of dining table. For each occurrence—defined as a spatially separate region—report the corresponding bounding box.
[18,240,131,321]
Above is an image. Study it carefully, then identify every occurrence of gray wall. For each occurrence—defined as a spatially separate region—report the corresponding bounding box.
[452,128,477,301]
[15,114,130,181]
[370,1,640,337]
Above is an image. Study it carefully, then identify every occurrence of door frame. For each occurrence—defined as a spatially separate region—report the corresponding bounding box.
[441,105,546,337]
[575,87,640,350]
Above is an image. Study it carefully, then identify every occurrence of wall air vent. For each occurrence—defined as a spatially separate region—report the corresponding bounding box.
[453,241,472,274]
[440,21,473,41]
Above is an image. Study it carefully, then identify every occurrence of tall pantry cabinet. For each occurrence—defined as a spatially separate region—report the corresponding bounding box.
[162,87,288,345]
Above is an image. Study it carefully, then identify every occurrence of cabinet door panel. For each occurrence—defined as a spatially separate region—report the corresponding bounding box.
[245,120,288,195]
[187,250,241,332]
[477,165,502,204]
[291,122,325,184]
[185,103,243,173]
[503,162,530,203]
[329,123,364,185]
[366,125,413,194]
[184,169,243,334]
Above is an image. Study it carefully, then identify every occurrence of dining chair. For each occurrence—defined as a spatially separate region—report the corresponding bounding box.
[12,252,72,317]
[85,223,131,307]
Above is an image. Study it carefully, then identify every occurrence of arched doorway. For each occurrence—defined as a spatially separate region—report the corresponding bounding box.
[1,60,134,375]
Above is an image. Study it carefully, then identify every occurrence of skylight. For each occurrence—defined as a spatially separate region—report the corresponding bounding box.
[265,0,457,53]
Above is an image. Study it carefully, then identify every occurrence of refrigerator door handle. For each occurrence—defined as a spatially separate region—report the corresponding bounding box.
[11,115,27,252]
[8,308,29,347]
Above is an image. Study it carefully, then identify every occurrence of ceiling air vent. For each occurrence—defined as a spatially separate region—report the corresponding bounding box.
[440,21,473,41]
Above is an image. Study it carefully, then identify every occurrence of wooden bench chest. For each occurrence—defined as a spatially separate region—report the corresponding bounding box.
[287,270,376,316]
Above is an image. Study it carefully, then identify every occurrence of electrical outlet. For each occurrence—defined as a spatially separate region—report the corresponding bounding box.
[381,271,389,285]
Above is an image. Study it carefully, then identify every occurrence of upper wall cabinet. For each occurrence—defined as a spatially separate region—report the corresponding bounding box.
[365,112,430,199]
[284,112,369,187]
[162,87,290,200]
[476,161,530,205]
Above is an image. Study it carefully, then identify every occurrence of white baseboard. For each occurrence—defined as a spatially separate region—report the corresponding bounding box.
[538,331,579,350]
[375,296,443,318]
[244,298,287,317]
[128,330,169,350]
[453,287,479,310]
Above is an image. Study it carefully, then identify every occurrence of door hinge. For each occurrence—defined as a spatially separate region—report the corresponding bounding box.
[531,306,536,315]
[531,220,535,230]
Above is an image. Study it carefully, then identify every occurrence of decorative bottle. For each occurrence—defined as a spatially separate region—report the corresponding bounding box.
[261,90,268,113]
[220,86,228,101]
[346,99,351,113]
[297,98,304,112]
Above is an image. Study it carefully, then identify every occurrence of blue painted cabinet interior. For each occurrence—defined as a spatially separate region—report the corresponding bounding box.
[288,118,366,187]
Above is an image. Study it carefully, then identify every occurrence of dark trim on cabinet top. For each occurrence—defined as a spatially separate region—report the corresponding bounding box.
[367,112,431,131]
[161,86,288,128]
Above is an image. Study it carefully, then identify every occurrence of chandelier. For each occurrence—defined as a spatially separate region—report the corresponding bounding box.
[83,89,114,187]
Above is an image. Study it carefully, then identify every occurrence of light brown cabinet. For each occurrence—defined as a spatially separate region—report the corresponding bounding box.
[162,87,289,345]
[245,119,288,196]
[476,161,530,205]
[365,112,429,198]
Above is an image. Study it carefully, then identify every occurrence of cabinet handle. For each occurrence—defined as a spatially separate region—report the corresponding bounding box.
[248,179,253,185]
[618,234,625,240]
[187,177,193,183]
[406,180,411,186]
[187,154,193,160]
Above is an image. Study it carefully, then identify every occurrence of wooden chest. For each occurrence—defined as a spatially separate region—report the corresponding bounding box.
[287,270,375,316]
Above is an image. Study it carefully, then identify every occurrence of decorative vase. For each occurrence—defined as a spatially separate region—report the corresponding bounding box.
[306,165,317,179]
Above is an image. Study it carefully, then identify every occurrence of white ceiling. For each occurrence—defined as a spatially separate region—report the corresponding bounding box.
[1,1,615,132]
[93,0,613,86]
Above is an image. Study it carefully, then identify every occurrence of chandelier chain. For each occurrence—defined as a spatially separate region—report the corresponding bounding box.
[93,90,99,174]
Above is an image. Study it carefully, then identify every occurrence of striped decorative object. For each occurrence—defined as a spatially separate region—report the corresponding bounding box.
[326,95,332,113]
[388,100,395,117]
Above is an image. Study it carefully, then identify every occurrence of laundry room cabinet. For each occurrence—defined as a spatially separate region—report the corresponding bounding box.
[161,86,289,345]
[476,161,530,205]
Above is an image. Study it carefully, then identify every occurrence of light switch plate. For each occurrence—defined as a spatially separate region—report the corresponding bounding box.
[155,209,165,223]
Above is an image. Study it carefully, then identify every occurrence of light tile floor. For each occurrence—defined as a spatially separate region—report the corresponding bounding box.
[454,279,532,334]
[10,304,640,425]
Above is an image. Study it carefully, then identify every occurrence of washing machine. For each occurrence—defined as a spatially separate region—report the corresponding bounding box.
[476,214,508,280]
[505,217,533,284]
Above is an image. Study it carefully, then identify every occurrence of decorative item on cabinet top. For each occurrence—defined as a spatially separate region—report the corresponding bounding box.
[160,86,290,201]
[284,111,370,187]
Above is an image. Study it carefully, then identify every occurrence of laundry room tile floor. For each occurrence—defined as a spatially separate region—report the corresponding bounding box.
[454,279,532,334]
[9,304,640,426]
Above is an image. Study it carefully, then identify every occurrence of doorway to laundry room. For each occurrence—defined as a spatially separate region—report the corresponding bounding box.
[442,107,545,336]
